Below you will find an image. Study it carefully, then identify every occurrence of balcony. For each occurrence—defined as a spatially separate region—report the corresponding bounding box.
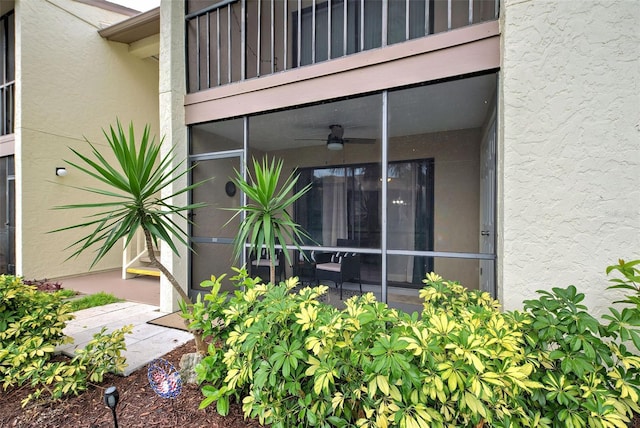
[186,0,499,93]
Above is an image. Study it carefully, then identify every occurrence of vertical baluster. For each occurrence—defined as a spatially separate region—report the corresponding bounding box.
[257,0,261,77]
[9,84,12,134]
[270,0,275,73]
[216,10,221,86]
[1,87,5,135]
[311,0,316,64]
[196,16,201,90]
[206,12,211,89]
[327,0,332,59]
[447,0,452,30]
[360,0,365,52]
[343,0,347,56]
[495,0,499,19]
[0,87,3,135]
[381,0,387,46]
[469,0,473,24]
[228,4,232,83]
[7,86,10,135]
[283,0,288,71]
[297,0,301,67]
[425,0,430,35]
[6,86,10,135]
[241,0,246,80]
[405,0,410,40]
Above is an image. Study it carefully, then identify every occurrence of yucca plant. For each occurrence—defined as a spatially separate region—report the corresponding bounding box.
[51,120,208,353]
[228,157,312,285]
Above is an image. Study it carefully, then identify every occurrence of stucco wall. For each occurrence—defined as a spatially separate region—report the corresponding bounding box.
[499,0,639,314]
[15,0,159,279]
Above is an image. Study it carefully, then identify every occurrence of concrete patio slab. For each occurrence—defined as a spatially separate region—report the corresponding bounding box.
[56,301,192,376]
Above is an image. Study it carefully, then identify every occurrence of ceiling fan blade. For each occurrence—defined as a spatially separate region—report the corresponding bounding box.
[344,138,376,144]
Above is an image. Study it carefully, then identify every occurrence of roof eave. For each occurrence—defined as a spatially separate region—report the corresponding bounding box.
[98,6,160,44]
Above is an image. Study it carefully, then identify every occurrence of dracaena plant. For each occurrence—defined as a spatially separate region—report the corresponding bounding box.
[227,157,312,285]
[50,120,208,353]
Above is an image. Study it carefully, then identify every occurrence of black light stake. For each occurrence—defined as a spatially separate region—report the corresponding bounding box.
[104,386,119,428]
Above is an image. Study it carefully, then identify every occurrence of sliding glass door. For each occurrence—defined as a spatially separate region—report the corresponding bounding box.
[296,158,434,286]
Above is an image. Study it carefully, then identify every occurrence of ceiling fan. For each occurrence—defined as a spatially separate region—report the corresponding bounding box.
[298,125,376,151]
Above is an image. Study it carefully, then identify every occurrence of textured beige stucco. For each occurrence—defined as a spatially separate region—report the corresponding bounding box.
[15,0,159,279]
[499,0,640,313]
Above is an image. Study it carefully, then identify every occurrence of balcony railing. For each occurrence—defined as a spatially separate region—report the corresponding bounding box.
[186,0,499,93]
[0,81,14,136]
[1,10,14,136]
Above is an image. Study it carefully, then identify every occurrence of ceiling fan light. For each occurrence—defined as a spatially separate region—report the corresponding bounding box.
[327,140,343,151]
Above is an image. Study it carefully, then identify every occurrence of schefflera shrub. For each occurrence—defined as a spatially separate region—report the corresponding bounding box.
[519,259,640,428]
[193,269,541,428]
[0,275,131,406]
[0,275,74,381]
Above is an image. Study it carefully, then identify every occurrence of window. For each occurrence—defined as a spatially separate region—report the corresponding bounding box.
[295,159,434,284]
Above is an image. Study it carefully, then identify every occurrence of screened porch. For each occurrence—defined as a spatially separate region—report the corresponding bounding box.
[187,72,497,311]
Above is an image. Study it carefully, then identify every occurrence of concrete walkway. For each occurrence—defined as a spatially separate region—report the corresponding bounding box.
[56,269,160,306]
[56,301,192,376]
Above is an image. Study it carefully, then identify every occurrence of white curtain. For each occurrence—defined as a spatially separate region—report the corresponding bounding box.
[322,175,348,246]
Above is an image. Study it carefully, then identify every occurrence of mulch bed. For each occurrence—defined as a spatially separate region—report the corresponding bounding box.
[3,339,639,427]
[0,340,263,428]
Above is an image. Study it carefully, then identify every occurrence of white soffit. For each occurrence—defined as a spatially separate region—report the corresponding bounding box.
[98,6,159,58]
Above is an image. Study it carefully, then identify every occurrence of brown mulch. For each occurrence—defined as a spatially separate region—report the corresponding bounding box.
[3,340,640,428]
[0,340,263,428]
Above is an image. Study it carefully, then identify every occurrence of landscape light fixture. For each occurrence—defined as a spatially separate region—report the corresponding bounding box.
[55,167,67,177]
[104,386,119,428]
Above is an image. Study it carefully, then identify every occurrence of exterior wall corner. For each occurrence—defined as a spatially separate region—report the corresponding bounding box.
[159,0,188,312]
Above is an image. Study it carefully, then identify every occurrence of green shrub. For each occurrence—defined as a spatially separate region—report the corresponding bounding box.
[193,262,640,427]
[0,275,131,406]
[18,324,132,406]
[519,259,640,428]
[192,270,541,427]
[0,275,74,384]
[54,288,78,299]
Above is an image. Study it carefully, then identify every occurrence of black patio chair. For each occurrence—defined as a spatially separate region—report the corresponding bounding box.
[250,249,285,284]
[315,239,362,299]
